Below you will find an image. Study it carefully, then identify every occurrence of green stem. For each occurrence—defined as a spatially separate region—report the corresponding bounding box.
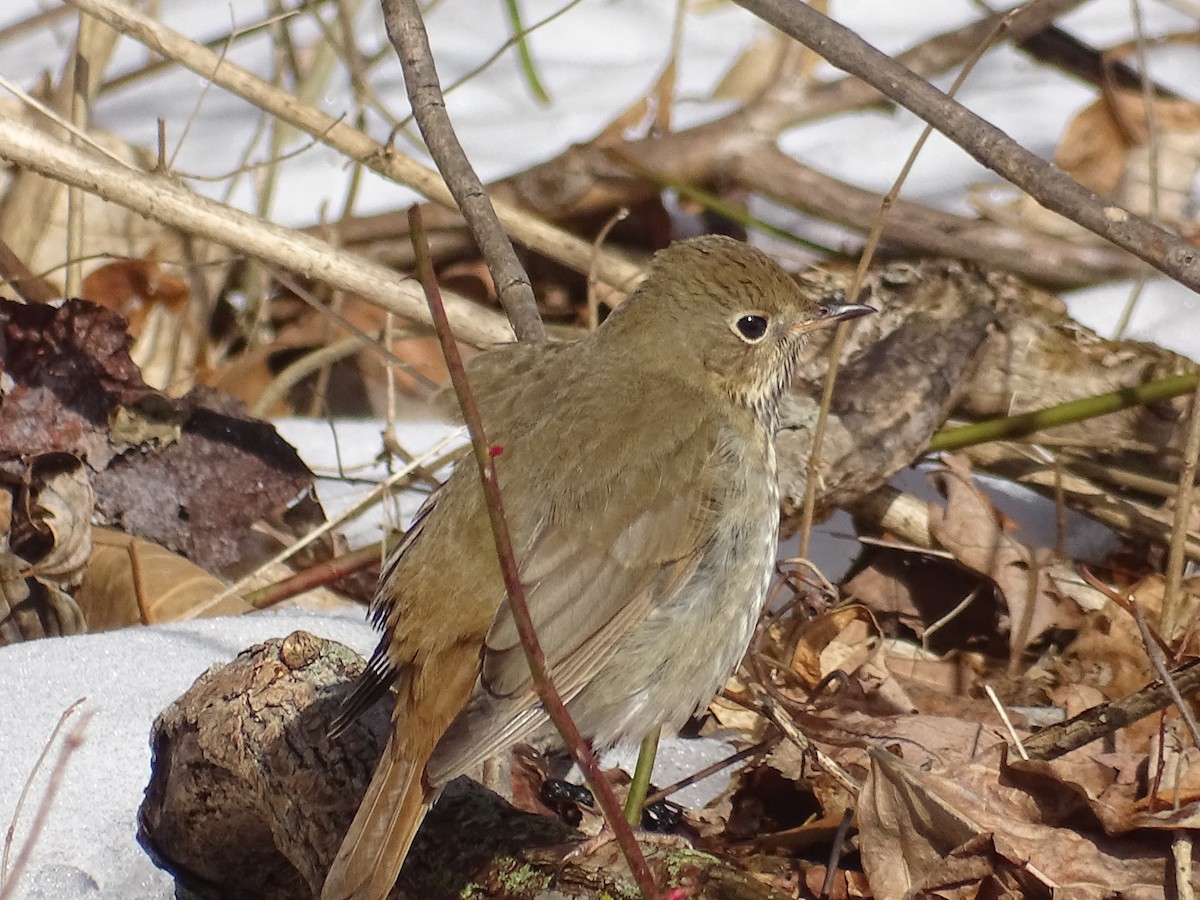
[927,373,1199,453]
[624,726,660,826]
[503,0,551,104]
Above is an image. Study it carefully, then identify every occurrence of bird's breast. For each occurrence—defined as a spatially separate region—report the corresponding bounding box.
[567,424,780,747]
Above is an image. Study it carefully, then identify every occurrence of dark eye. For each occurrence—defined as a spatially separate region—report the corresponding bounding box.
[734,315,768,341]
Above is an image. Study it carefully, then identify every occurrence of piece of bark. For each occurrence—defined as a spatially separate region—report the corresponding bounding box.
[0,298,319,575]
[138,632,791,900]
[782,262,995,524]
[784,259,1198,530]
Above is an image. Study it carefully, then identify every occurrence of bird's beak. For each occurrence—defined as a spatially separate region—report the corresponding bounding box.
[790,298,876,335]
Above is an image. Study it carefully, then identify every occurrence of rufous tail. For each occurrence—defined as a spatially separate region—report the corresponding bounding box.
[321,733,431,900]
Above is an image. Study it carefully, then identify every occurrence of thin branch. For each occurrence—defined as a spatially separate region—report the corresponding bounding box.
[1022,658,1200,760]
[733,0,1200,291]
[408,206,659,899]
[927,372,1199,452]
[0,117,513,347]
[0,700,90,900]
[733,147,1142,288]
[383,0,544,342]
[1130,603,1200,749]
[759,0,1088,130]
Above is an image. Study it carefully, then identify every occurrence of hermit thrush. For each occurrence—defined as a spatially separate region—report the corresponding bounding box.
[321,235,873,899]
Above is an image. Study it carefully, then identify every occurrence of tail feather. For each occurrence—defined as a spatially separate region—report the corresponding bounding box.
[321,734,431,900]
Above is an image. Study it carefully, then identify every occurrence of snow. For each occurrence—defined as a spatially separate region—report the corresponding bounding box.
[1,0,1198,896]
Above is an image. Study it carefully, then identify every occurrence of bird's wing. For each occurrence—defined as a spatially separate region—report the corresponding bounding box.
[482,397,722,700]
[421,396,727,782]
[328,490,440,736]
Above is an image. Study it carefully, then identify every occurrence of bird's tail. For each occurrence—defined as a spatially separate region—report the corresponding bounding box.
[321,732,431,900]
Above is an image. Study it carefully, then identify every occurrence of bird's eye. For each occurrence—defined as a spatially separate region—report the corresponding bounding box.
[733,314,768,342]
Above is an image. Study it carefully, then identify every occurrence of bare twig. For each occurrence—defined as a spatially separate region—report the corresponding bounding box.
[241,540,382,609]
[383,0,544,342]
[0,118,513,347]
[1022,658,1200,760]
[1130,602,1200,749]
[733,148,1143,287]
[642,740,775,808]
[984,684,1029,761]
[408,206,659,899]
[798,8,1008,556]
[733,0,1200,290]
[757,0,1088,130]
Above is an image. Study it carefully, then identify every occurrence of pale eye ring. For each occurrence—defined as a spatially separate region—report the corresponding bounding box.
[733,314,769,342]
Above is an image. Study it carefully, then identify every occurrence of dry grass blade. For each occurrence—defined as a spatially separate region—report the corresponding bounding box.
[0,700,91,900]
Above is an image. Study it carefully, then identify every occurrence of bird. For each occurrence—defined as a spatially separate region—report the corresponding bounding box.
[321,234,873,899]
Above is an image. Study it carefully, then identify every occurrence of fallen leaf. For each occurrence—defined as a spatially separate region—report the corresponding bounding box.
[77,527,251,630]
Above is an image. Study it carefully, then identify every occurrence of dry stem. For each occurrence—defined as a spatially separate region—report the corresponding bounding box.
[383,0,544,342]
[0,118,513,347]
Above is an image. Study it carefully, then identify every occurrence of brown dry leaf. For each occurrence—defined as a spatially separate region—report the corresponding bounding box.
[706,689,767,737]
[842,545,999,652]
[928,456,1062,654]
[1124,572,1200,651]
[799,706,1009,780]
[0,299,316,574]
[790,605,875,687]
[0,572,85,644]
[209,296,452,415]
[977,88,1200,239]
[1057,89,1200,222]
[1006,746,1200,832]
[859,748,1188,899]
[77,527,251,631]
[0,463,90,643]
[1056,602,1152,703]
[881,641,985,709]
[81,259,190,334]
[24,455,94,583]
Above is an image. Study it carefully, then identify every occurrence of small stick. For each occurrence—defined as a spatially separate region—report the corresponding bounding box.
[384,0,544,343]
[1,700,90,900]
[984,684,1029,761]
[642,740,775,808]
